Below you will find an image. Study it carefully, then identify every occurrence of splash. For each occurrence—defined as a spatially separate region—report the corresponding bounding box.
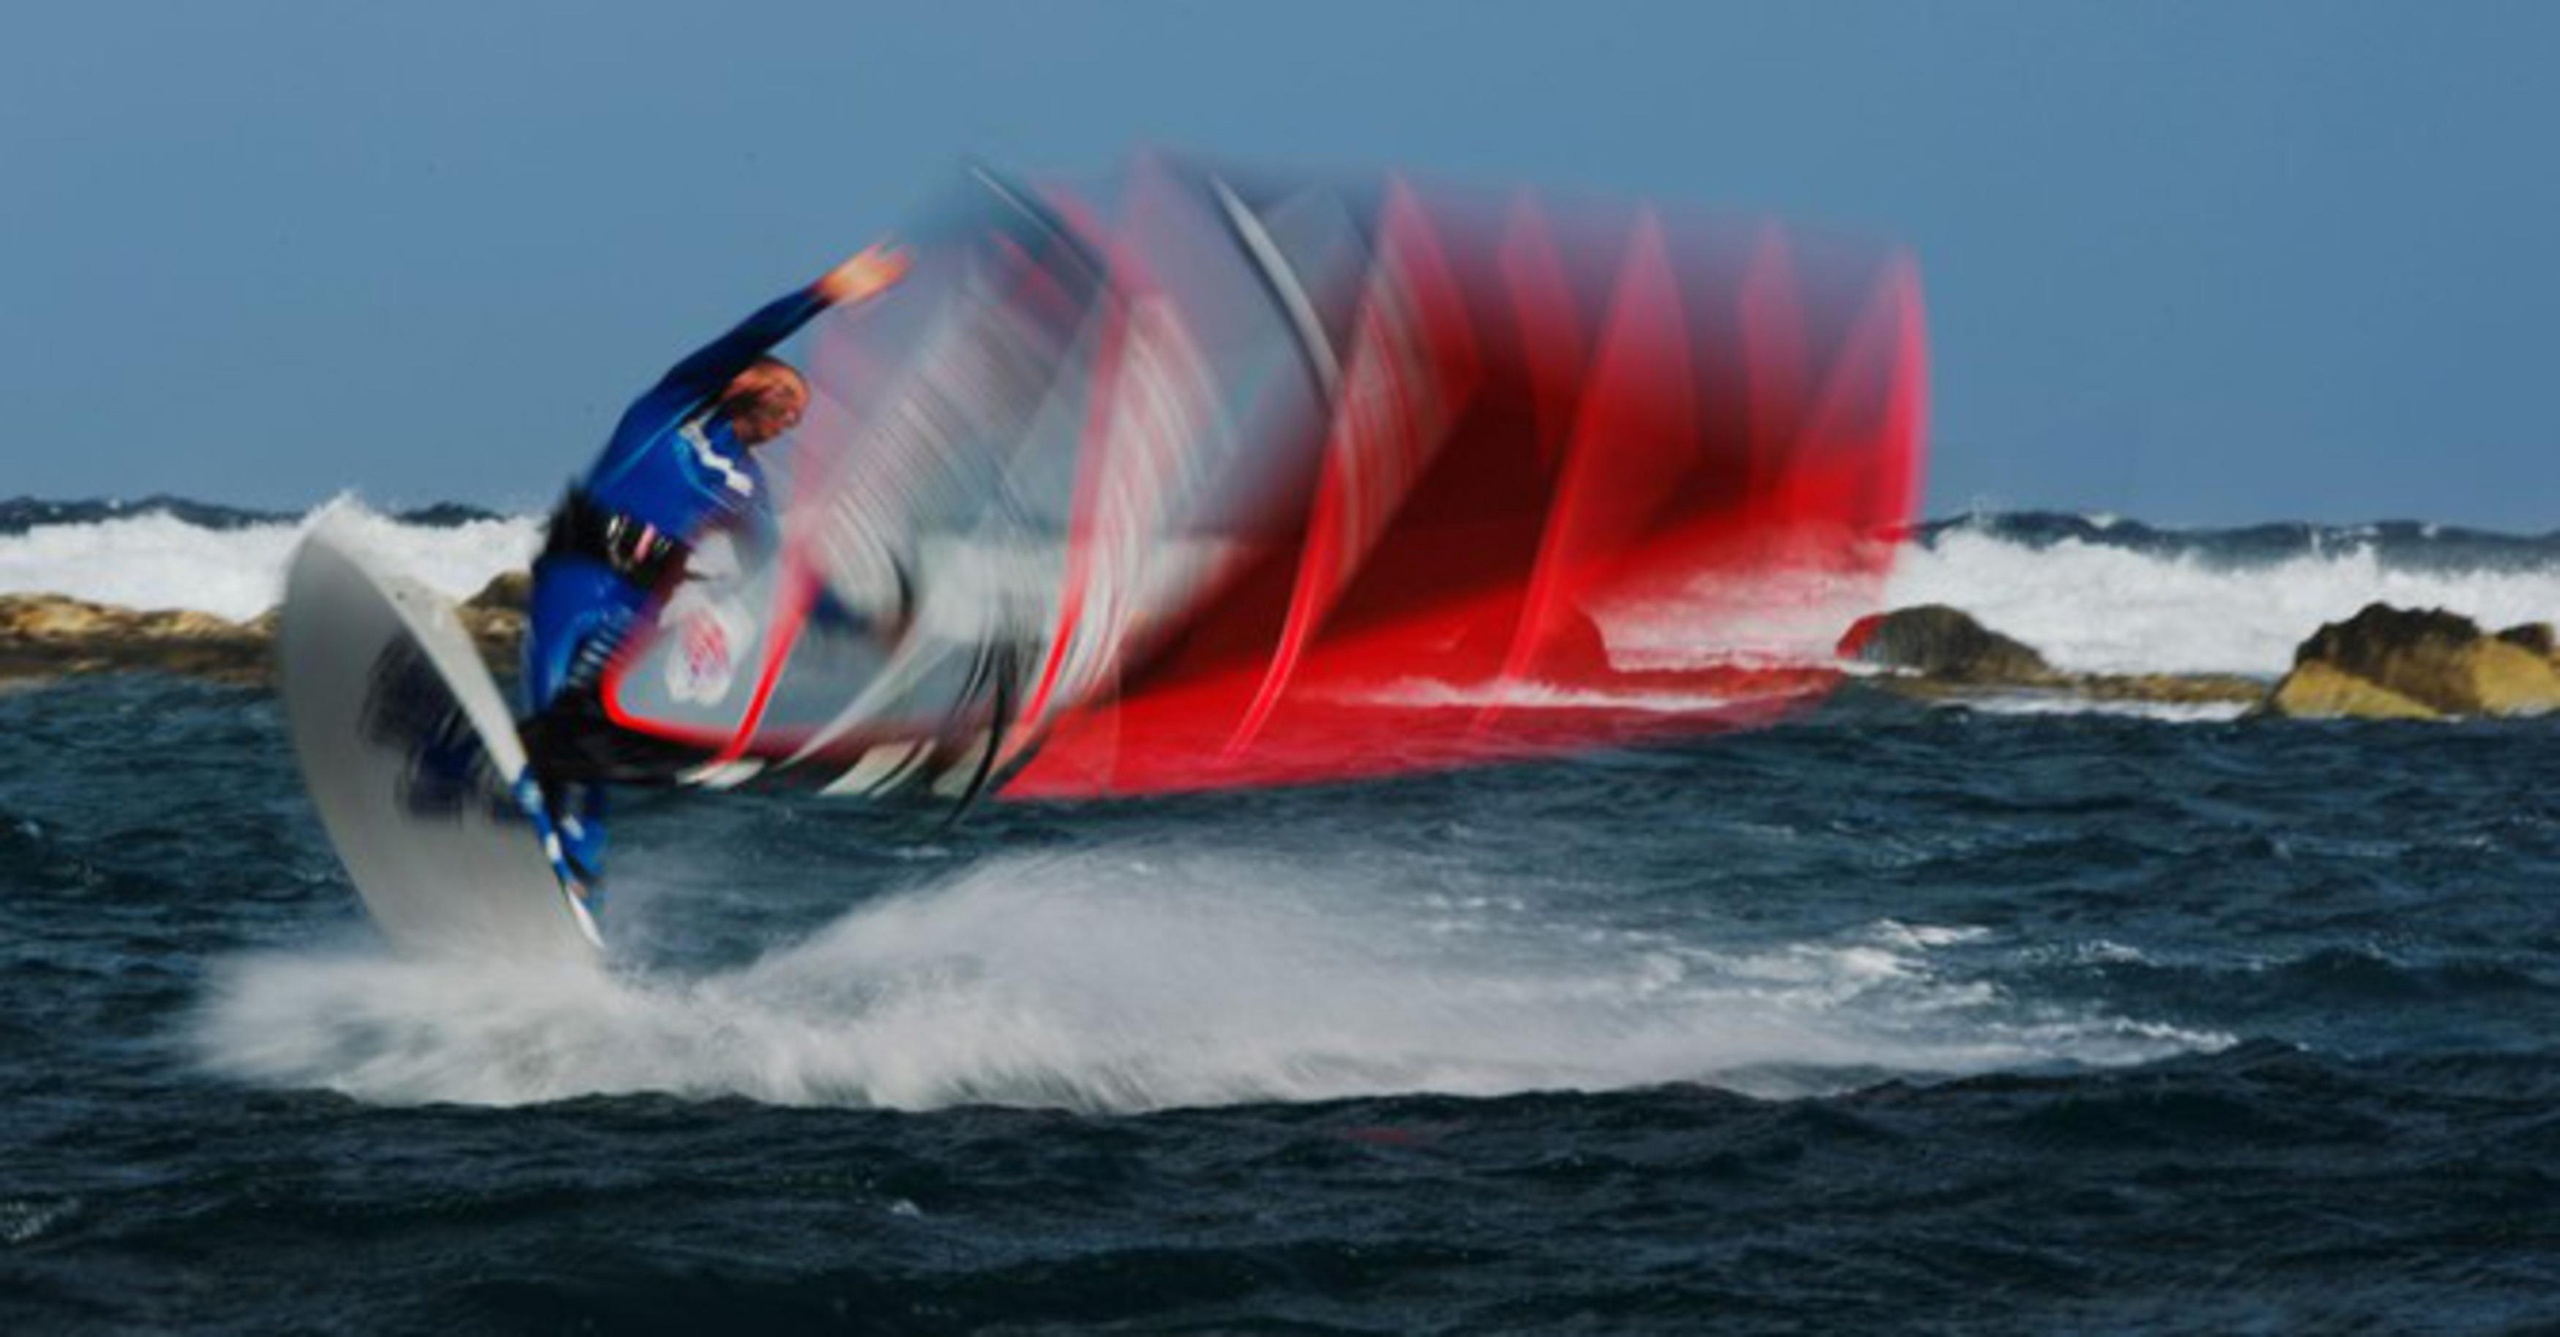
[195,845,2222,1111]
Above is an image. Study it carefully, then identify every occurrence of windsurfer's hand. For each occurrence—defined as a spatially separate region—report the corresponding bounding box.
[815,243,911,306]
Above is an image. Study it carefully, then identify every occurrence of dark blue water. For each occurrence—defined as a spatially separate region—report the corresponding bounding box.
[5,674,2557,1332]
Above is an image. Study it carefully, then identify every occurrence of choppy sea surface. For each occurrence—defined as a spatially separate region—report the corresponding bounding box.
[4,501,2558,1332]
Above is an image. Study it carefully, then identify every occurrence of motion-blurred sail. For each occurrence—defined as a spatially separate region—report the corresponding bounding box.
[595,157,1928,800]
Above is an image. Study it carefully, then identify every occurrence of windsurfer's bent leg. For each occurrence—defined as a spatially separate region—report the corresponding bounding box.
[521,551,644,907]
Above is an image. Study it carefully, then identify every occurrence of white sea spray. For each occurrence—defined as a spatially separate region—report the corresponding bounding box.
[1883,527,2560,677]
[0,498,539,621]
[192,843,2226,1112]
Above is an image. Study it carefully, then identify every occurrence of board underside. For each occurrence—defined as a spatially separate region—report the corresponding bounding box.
[277,527,601,963]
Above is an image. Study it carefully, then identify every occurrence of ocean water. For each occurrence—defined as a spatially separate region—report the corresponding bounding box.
[4,502,2558,1332]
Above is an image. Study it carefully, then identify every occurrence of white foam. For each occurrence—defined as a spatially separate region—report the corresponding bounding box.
[0,499,540,622]
[193,844,2224,1111]
[1884,530,2560,677]
[1942,694,2254,724]
[1343,677,1754,714]
[0,1199,79,1246]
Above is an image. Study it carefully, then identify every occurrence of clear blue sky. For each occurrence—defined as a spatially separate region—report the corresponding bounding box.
[5,1,2553,528]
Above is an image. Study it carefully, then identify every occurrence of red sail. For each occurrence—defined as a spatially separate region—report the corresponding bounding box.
[593,159,1927,801]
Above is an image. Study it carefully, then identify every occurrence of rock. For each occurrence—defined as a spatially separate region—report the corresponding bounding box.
[2496,621,2556,660]
[0,575,533,689]
[0,595,242,644]
[0,594,272,685]
[1839,605,2268,708]
[458,607,525,655]
[1838,605,2057,684]
[455,571,531,657]
[2074,673,2266,706]
[2267,602,2560,719]
[2263,660,2439,721]
[465,571,531,615]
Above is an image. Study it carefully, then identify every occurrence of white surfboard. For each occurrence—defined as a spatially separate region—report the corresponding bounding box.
[277,524,602,963]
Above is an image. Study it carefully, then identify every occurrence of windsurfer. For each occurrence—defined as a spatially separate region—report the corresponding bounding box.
[517,244,908,901]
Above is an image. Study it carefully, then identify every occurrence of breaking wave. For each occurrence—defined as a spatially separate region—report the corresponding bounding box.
[0,496,537,621]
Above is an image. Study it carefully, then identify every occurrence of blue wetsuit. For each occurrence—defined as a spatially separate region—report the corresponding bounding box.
[522,282,835,891]
[526,283,831,712]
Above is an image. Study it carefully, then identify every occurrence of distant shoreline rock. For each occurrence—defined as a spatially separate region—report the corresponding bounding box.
[2266,604,2560,720]
[1839,604,2057,685]
[0,579,528,688]
[0,594,275,686]
[1838,605,2266,709]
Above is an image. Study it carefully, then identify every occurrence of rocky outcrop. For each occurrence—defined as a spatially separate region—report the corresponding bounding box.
[465,571,530,614]
[458,571,530,649]
[2264,660,2438,721]
[1838,605,2264,708]
[0,582,529,688]
[2496,621,2556,659]
[1845,602,2560,717]
[1839,605,2057,684]
[0,594,274,685]
[2072,672,2271,707]
[2265,603,2560,720]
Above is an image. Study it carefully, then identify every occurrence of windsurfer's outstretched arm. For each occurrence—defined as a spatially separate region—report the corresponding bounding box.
[653,245,912,401]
